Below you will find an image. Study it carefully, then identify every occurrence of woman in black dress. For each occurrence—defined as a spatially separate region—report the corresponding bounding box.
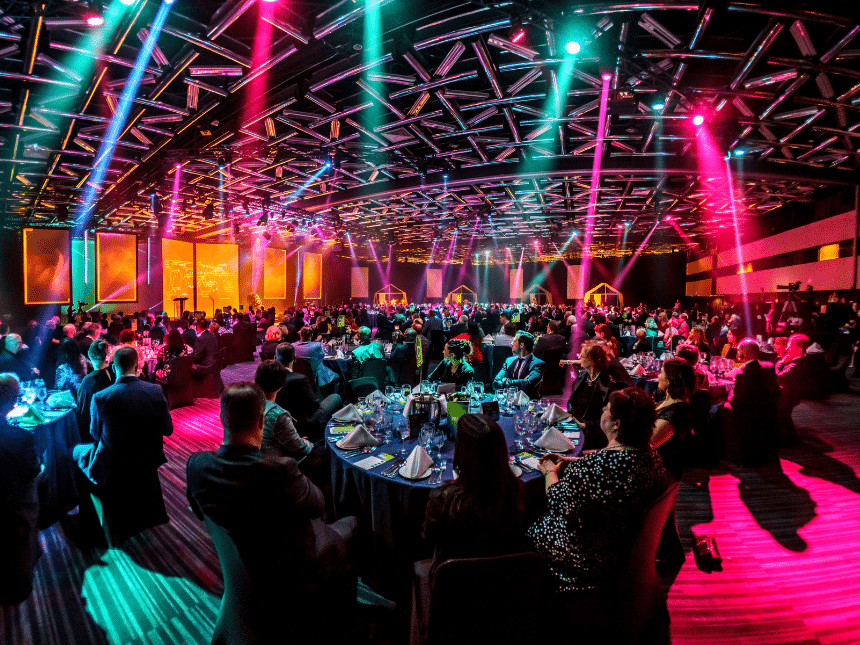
[428,339,474,387]
[652,357,695,481]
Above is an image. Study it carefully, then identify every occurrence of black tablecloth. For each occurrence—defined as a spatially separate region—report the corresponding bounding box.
[28,408,82,526]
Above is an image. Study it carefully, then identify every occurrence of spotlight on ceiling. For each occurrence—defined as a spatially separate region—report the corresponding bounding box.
[56,204,69,223]
[565,40,581,55]
[651,101,665,111]
[691,114,705,126]
[733,149,746,156]
[86,14,104,27]
[602,72,613,81]
[202,203,215,219]
[119,0,135,5]
[624,221,631,227]
[511,30,525,43]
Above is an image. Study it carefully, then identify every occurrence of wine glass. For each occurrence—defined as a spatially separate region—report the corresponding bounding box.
[34,379,47,407]
[514,414,527,451]
[473,382,484,400]
[401,385,411,402]
[385,385,395,401]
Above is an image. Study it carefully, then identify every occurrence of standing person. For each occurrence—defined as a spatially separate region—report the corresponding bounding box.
[76,340,114,443]
[492,331,544,398]
[72,346,174,543]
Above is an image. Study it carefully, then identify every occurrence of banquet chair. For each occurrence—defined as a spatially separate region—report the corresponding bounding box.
[192,348,226,399]
[429,330,445,360]
[401,353,419,388]
[410,551,545,645]
[161,355,194,410]
[360,357,388,391]
[539,347,566,395]
[471,358,490,385]
[348,377,378,403]
[204,517,357,645]
[232,327,256,363]
[88,467,170,547]
[293,357,322,399]
[491,344,513,379]
[257,351,272,362]
[218,333,235,367]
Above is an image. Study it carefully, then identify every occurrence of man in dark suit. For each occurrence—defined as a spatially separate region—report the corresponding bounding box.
[275,342,342,442]
[533,321,568,360]
[186,381,356,639]
[422,309,444,337]
[72,346,174,542]
[179,320,197,348]
[75,340,114,443]
[0,374,41,605]
[775,333,813,444]
[492,331,545,399]
[727,338,782,465]
[192,319,219,375]
[0,334,39,382]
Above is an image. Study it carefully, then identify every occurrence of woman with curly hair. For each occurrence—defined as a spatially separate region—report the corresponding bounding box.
[260,325,283,358]
[428,339,475,386]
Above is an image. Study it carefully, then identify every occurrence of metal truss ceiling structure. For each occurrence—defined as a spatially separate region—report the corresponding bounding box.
[1,0,859,263]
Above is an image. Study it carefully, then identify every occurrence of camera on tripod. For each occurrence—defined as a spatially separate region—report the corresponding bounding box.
[777,281,801,292]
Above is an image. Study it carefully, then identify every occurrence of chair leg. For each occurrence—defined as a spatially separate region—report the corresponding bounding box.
[89,493,113,549]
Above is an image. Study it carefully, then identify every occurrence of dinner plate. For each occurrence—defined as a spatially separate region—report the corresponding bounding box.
[399,465,432,480]
[535,446,573,454]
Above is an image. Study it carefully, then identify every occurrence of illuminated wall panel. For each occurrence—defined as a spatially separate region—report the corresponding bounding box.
[302,252,322,300]
[351,266,369,298]
[263,247,287,300]
[24,228,71,305]
[685,278,712,297]
[426,268,443,299]
[96,232,138,302]
[162,239,194,312]
[565,265,582,300]
[196,243,239,313]
[510,265,523,300]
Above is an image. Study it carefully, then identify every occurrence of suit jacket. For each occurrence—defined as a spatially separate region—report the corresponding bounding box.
[75,367,114,443]
[75,375,173,486]
[193,329,219,370]
[275,371,324,439]
[387,343,415,385]
[422,316,444,337]
[186,445,349,590]
[776,355,813,406]
[729,360,781,419]
[533,333,568,360]
[375,315,395,340]
[149,324,167,343]
[492,353,545,398]
[0,349,37,382]
[294,340,337,387]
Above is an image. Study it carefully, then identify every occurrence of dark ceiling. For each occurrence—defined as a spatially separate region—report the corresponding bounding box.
[1,0,859,263]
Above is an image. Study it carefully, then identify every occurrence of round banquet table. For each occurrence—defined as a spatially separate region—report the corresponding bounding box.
[630,374,734,402]
[6,405,82,527]
[325,401,583,600]
[323,357,352,399]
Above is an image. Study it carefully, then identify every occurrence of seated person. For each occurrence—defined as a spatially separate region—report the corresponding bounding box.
[452,322,484,365]
[422,414,528,575]
[0,374,42,605]
[594,323,619,359]
[387,331,416,386]
[775,333,813,443]
[428,339,475,387]
[533,320,568,360]
[255,360,313,462]
[295,326,340,394]
[491,322,517,348]
[653,358,695,482]
[566,341,626,450]
[529,387,669,593]
[274,343,342,442]
[185,382,357,627]
[674,343,712,444]
[192,319,219,375]
[0,334,39,382]
[686,328,710,363]
[492,331,544,399]
[348,326,385,380]
[259,325,283,358]
[55,338,87,397]
[632,327,652,354]
[154,329,192,381]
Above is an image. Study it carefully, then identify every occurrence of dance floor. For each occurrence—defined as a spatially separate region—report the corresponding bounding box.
[2,360,859,644]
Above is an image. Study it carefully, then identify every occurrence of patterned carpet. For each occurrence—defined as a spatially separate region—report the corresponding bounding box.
[2,359,860,644]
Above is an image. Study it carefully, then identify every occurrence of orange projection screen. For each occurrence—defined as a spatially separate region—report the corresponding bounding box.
[23,228,71,305]
[162,239,194,311]
[302,252,322,300]
[264,247,287,299]
[96,233,138,302]
[196,243,239,312]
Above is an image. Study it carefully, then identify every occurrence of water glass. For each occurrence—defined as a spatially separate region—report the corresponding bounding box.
[385,385,395,400]
[401,385,411,401]
[473,382,484,399]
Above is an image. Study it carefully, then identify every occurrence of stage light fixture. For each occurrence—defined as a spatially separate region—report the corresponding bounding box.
[565,40,581,55]
[602,72,613,81]
[86,14,104,26]
[734,149,746,156]
[241,196,249,212]
[56,204,69,222]
[257,211,268,226]
[652,101,665,111]
[624,221,631,227]
[202,202,214,219]
[511,30,525,43]
[692,114,705,126]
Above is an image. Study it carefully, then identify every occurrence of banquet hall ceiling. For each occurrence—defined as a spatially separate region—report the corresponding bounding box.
[1,0,859,262]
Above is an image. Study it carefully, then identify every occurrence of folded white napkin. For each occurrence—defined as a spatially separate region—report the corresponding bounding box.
[513,391,530,406]
[631,364,646,376]
[333,404,363,424]
[541,403,570,425]
[401,445,433,478]
[336,349,345,359]
[47,390,75,409]
[535,427,575,452]
[336,425,379,450]
[365,390,390,406]
[18,405,47,427]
